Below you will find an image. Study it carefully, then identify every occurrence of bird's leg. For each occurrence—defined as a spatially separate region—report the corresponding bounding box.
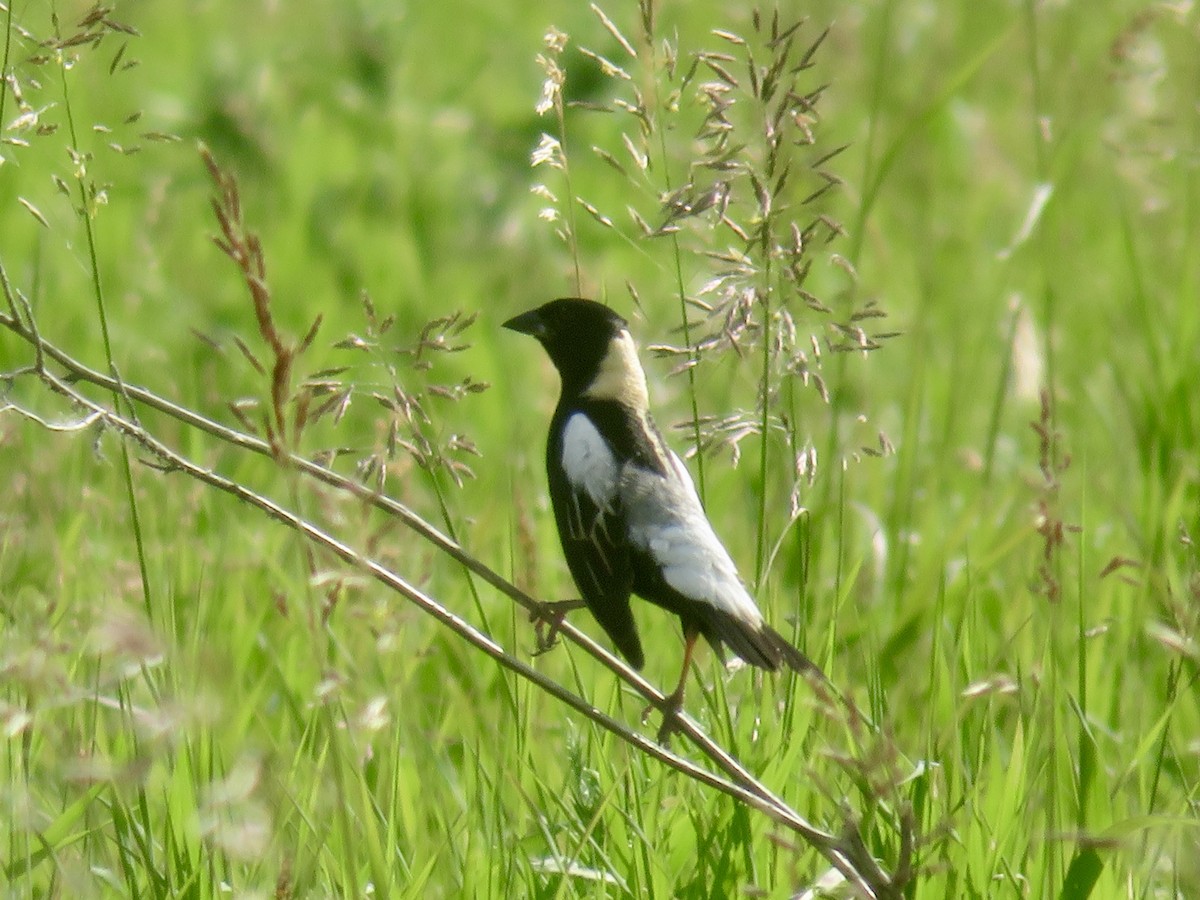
[530,599,587,655]
[643,628,699,745]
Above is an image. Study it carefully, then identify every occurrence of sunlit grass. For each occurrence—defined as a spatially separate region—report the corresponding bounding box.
[2,0,1198,897]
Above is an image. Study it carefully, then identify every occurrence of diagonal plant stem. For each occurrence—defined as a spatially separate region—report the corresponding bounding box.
[0,297,903,896]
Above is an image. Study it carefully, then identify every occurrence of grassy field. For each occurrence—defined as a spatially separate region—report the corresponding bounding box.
[2,0,1198,897]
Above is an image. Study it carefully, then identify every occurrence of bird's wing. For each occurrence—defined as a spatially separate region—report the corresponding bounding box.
[625,449,766,624]
[550,412,643,668]
[623,450,821,672]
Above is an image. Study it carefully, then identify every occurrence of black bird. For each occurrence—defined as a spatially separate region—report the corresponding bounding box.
[504,298,819,726]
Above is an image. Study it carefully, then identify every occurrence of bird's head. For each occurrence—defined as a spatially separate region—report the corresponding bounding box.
[503,298,649,408]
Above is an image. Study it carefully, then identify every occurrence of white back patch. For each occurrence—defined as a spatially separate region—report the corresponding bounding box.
[582,330,650,410]
[561,413,619,508]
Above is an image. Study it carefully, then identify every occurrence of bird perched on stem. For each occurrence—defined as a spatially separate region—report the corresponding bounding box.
[504,298,821,739]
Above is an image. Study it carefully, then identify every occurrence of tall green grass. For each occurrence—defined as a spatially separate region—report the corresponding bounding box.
[2,0,1197,897]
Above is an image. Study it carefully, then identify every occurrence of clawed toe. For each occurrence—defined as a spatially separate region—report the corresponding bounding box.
[533,619,564,656]
[643,690,686,746]
[530,599,586,656]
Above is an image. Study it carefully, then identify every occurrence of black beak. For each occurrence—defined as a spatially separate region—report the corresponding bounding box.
[502,309,547,339]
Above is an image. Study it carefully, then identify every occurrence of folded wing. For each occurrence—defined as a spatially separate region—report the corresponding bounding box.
[549,412,644,668]
[623,449,818,674]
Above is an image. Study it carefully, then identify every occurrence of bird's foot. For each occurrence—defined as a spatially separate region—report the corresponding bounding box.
[642,688,686,746]
[530,599,587,656]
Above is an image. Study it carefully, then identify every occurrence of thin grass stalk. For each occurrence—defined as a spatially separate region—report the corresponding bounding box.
[50,12,154,623]
[642,20,708,495]
[555,103,584,296]
[0,0,14,127]
[424,464,526,725]
[1022,1,1068,888]
[536,28,584,295]
[755,286,771,588]
[984,303,1023,485]
[1075,473,1091,836]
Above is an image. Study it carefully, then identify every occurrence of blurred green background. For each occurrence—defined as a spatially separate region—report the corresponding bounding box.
[2,0,1197,896]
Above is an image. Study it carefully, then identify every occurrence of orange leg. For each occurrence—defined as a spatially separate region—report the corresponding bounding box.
[644,627,699,744]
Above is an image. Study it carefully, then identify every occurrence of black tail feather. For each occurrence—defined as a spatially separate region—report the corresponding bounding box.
[700,609,822,677]
[586,594,645,670]
[761,623,823,676]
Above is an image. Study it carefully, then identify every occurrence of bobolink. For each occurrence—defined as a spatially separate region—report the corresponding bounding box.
[504,298,819,727]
